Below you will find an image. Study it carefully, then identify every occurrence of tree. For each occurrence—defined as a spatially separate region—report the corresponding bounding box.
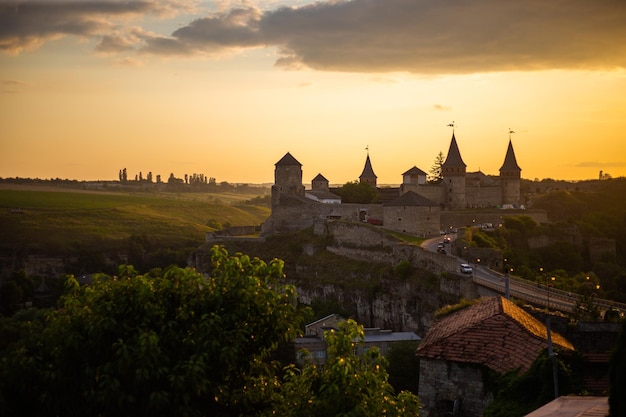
[275,319,422,417]
[334,180,379,204]
[428,151,445,183]
[0,246,307,417]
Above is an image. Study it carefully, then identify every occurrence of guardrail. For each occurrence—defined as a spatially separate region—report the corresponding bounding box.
[472,271,626,314]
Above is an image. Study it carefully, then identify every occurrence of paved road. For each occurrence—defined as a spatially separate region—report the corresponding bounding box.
[421,235,626,315]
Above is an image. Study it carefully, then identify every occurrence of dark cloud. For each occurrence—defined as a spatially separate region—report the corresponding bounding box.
[3,0,626,74]
[0,0,192,54]
[150,0,626,74]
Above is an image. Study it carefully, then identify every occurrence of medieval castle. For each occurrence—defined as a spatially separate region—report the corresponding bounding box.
[261,133,523,237]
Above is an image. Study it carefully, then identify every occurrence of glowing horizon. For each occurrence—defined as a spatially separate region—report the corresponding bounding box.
[1,1,626,184]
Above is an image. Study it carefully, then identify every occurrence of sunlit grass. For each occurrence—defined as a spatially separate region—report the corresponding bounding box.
[0,189,270,253]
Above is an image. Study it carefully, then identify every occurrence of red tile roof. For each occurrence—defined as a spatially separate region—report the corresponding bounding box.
[416,296,574,374]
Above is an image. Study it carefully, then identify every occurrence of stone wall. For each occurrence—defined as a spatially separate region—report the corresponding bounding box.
[466,184,502,208]
[383,205,440,237]
[418,358,493,417]
[262,199,383,235]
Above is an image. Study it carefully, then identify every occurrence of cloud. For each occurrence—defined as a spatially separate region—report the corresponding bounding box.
[574,161,626,168]
[2,78,29,93]
[149,0,626,74]
[3,0,626,74]
[0,0,194,55]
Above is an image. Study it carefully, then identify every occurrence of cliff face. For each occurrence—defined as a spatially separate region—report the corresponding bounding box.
[290,271,475,335]
[189,233,478,336]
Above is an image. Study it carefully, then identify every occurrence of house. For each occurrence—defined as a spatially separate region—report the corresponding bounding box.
[295,314,421,367]
[416,296,574,417]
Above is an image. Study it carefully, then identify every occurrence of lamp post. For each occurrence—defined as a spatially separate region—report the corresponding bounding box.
[548,276,555,310]
[544,273,559,399]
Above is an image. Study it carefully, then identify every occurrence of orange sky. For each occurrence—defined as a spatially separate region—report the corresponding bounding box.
[1,0,626,184]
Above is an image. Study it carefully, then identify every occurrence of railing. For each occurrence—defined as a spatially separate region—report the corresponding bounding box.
[472,271,626,314]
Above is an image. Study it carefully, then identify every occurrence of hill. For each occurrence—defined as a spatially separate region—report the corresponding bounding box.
[0,185,270,278]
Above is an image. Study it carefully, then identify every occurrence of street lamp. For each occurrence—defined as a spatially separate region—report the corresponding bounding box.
[547,276,555,310]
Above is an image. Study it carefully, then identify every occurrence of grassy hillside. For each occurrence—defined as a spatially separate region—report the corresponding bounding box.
[0,188,270,254]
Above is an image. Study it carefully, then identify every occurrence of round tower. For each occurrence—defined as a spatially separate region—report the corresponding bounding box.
[441,133,467,209]
[499,139,522,206]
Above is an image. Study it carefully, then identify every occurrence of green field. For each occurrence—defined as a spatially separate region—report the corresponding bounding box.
[0,188,270,253]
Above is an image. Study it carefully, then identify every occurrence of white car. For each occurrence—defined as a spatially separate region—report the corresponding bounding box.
[460,264,473,274]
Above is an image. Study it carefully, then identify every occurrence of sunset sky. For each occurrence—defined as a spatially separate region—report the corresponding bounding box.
[1,0,626,185]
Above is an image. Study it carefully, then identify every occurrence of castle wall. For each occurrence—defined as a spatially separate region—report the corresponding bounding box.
[400,183,445,204]
[263,199,383,235]
[466,185,502,208]
[383,205,440,237]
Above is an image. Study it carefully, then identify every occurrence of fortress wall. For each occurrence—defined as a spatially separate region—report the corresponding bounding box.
[327,242,458,274]
[265,200,384,235]
[383,206,440,237]
[401,183,445,203]
[466,185,502,208]
[326,220,399,248]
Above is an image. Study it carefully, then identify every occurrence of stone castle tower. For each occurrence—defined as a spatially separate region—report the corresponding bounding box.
[272,152,305,209]
[359,151,377,186]
[441,133,467,209]
[311,173,330,192]
[499,139,522,206]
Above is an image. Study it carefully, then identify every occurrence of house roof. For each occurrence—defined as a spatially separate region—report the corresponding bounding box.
[305,190,341,201]
[441,133,466,169]
[524,396,608,417]
[359,154,377,180]
[306,313,345,329]
[466,171,498,186]
[499,140,522,172]
[402,166,427,176]
[275,152,302,167]
[384,191,438,207]
[416,296,574,374]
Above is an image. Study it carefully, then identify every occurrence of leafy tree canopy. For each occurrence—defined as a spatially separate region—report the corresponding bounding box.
[334,181,380,204]
[0,246,307,417]
[0,246,421,417]
[276,319,422,417]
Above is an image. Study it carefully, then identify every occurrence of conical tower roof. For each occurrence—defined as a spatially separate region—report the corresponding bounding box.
[359,154,377,182]
[499,140,521,172]
[441,133,466,169]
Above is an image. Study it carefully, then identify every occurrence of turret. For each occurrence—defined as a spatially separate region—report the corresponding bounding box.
[441,133,467,209]
[359,152,377,187]
[272,152,305,209]
[311,173,330,192]
[499,140,522,206]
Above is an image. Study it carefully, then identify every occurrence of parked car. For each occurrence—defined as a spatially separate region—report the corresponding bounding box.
[460,264,473,274]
